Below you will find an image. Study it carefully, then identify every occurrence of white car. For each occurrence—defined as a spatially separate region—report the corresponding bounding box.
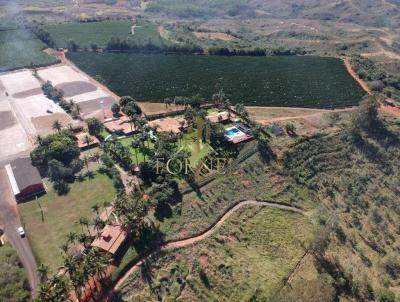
[17,226,25,237]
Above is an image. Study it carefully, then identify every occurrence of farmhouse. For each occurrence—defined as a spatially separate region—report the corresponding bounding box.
[5,157,45,201]
[149,117,186,134]
[103,113,136,135]
[91,224,128,256]
[207,111,232,123]
[75,132,100,149]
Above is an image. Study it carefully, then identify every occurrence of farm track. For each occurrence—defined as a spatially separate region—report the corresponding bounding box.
[254,107,355,125]
[343,57,372,95]
[103,200,304,301]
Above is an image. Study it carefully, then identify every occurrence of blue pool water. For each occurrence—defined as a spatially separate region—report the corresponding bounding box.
[225,127,241,137]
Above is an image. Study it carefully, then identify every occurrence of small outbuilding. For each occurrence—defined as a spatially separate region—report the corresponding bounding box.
[5,157,45,202]
[91,224,128,257]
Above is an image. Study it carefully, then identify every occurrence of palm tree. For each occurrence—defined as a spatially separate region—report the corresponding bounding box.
[77,233,92,249]
[60,243,69,254]
[83,135,93,148]
[67,231,77,245]
[35,135,43,146]
[75,104,81,115]
[92,204,100,215]
[131,139,140,165]
[52,120,62,132]
[79,217,90,234]
[92,217,105,237]
[82,155,90,173]
[37,263,49,282]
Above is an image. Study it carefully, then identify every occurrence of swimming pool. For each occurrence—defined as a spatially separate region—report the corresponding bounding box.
[225,127,244,138]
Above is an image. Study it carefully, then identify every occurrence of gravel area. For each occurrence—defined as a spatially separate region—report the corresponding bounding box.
[37,65,87,86]
[0,111,16,130]
[78,97,115,116]
[14,94,64,118]
[55,81,97,97]
[66,89,109,103]
[0,70,40,95]
[31,113,72,135]
[12,88,43,98]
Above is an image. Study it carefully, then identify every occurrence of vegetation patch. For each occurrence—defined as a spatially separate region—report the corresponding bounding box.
[0,25,57,70]
[0,244,30,302]
[44,20,132,49]
[117,207,314,301]
[68,53,365,108]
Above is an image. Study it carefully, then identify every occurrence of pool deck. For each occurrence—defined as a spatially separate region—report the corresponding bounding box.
[224,126,253,144]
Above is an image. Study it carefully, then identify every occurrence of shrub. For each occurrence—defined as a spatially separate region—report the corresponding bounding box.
[374,288,395,302]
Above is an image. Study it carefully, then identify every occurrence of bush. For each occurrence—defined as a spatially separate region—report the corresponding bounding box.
[375,288,395,302]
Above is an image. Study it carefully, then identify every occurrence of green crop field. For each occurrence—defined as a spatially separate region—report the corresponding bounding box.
[68,52,365,108]
[44,20,168,49]
[0,26,57,70]
[45,20,131,48]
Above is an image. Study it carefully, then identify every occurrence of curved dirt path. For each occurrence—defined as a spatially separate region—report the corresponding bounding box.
[105,200,304,299]
[343,57,372,95]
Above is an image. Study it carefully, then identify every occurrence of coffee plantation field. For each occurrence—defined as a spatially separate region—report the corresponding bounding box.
[68,52,365,108]
[0,25,57,70]
[44,20,167,49]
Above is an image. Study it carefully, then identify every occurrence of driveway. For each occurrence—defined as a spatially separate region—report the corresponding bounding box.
[0,167,39,294]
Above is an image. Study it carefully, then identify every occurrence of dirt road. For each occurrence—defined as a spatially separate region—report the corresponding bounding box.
[343,57,372,95]
[0,167,39,294]
[104,200,304,300]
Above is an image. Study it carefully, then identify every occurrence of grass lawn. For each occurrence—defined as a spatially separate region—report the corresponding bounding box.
[117,132,210,167]
[178,132,211,165]
[119,137,155,165]
[18,173,116,272]
[118,206,314,301]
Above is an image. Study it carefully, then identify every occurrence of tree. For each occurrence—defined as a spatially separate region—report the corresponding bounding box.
[86,118,103,137]
[47,159,74,183]
[81,136,91,149]
[37,264,49,282]
[90,43,98,52]
[111,103,121,117]
[351,95,379,132]
[184,107,196,125]
[31,130,80,174]
[212,89,227,107]
[285,122,296,136]
[52,120,62,132]
[113,192,149,235]
[131,139,140,165]
[119,96,141,115]
[79,217,90,233]
[190,94,204,108]
[0,244,30,301]
[234,103,249,119]
[124,101,141,117]
[67,39,79,52]
[91,204,100,215]
[164,98,172,110]
[82,155,90,172]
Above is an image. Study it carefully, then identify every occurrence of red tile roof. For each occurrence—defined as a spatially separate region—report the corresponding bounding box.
[91,224,128,255]
[207,111,231,123]
[148,117,186,134]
